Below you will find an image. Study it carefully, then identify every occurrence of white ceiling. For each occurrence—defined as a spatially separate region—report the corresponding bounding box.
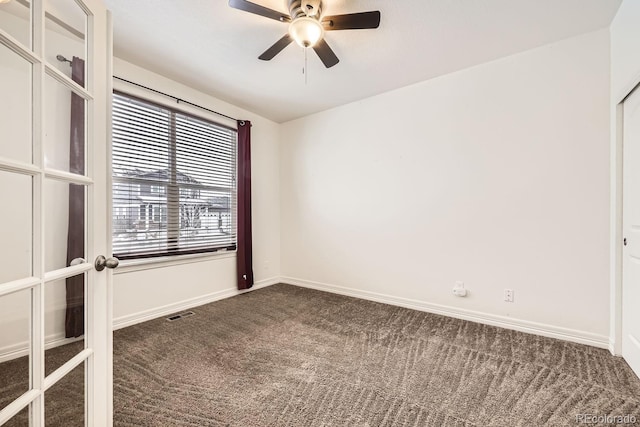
[104,0,621,123]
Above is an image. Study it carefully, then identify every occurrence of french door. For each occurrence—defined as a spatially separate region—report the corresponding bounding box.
[0,0,112,425]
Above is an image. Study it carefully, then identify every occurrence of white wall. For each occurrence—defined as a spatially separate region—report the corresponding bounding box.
[111,58,281,328]
[609,0,640,353]
[280,29,611,346]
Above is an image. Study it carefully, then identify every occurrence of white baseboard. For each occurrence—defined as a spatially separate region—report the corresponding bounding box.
[609,340,623,356]
[0,335,84,364]
[112,277,280,330]
[2,275,608,362]
[280,276,610,349]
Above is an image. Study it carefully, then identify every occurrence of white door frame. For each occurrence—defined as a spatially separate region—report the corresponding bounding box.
[105,10,114,426]
[89,4,112,425]
[610,74,640,356]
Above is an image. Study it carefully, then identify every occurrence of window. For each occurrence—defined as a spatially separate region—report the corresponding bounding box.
[112,92,237,259]
[150,185,165,195]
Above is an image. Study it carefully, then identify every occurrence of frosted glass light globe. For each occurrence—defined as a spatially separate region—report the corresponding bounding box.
[289,17,324,48]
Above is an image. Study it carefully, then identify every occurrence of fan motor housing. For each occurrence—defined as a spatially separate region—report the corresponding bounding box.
[289,0,322,19]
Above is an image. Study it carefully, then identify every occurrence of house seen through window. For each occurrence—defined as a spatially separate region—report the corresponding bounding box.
[112,92,237,259]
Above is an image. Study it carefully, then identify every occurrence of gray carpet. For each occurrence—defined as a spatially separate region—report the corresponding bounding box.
[2,283,640,426]
[0,340,85,426]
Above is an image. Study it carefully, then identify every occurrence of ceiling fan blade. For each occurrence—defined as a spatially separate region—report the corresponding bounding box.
[259,34,293,61]
[313,39,339,68]
[228,0,291,23]
[322,11,381,31]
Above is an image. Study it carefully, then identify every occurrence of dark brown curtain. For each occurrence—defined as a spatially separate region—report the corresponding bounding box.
[236,120,254,290]
[65,57,85,338]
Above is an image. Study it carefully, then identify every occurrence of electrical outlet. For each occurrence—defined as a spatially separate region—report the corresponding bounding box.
[453,281,467,297]
[504,289,514,303]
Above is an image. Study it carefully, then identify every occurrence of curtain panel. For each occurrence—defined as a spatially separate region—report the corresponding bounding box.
[65,57,85,338]
[236,120,254,290]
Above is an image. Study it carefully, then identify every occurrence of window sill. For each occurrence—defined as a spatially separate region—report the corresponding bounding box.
[113,249,236,275]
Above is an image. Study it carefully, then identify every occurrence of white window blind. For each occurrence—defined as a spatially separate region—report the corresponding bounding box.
[112,92,237,259]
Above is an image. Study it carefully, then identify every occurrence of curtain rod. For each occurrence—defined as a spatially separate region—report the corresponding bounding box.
[113,76,240,123]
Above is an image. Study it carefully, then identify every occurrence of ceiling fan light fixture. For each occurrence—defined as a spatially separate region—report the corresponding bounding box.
[289,17,324,48]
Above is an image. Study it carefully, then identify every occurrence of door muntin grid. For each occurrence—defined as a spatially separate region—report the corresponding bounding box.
[0,0,101,425]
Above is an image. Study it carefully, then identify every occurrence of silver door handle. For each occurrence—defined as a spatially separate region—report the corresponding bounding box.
[94,255,119,271]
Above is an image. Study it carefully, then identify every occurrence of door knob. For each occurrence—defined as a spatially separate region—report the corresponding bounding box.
[94,255,119,271]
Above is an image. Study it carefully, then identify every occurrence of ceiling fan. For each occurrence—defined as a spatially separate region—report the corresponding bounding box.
[228,0,381,68]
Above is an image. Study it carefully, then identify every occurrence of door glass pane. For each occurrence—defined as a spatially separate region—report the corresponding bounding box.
[45,0,86,76]
[2,404,29,427]
[0,0,31,48]
[45,178,86,272]
[0,171,32,283]
[0,288,31,414]
[44,74,86,175]
[45,273,85,375]
[45,360,85,425]
[0,43,32,164]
